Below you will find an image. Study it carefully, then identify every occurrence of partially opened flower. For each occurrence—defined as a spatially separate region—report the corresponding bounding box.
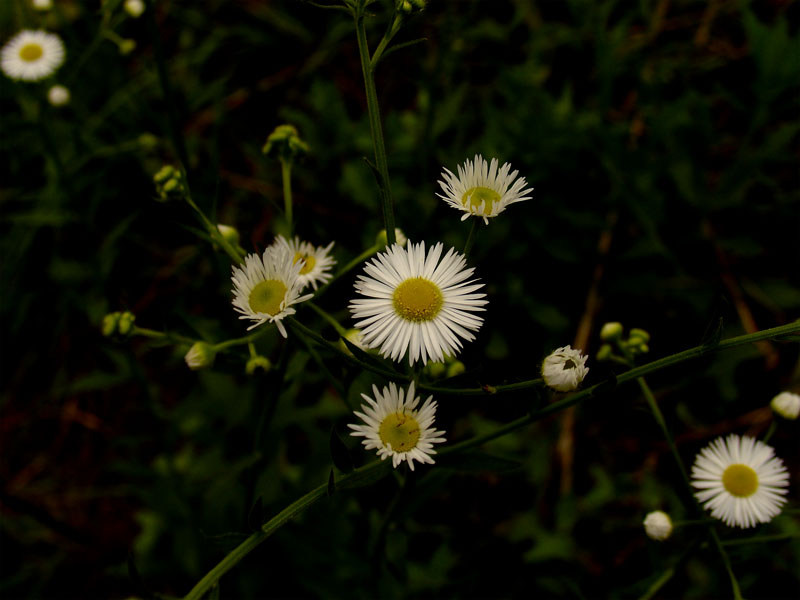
[691,434,789,529]
[541,346,589,392]
[348,381,446,471]
[272,235,335,291]
[349,241,487,365]
[437,154,533,224]
[231,246,314,337]
[1,30,65,81]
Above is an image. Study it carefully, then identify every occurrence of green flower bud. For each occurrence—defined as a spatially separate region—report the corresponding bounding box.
[246,355,272,375]
[596,344,613,362]
[446,360,466,378]
[153,165,176,184]
[138,132,159,150]
[217,224,240,246]
[600,322,623,341]
[153,166,185,201]
[119,39,137,55]
[262,124,309,161]
[339,328,368,356]
[425,361,446,378]
[184,342,217,370]
[102,311,136,338]
[770,391,800,420]
[375,228,408,248]
[628,328,651,344]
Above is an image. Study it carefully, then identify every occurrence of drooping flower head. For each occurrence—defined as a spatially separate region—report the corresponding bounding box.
[437,154,533,224]
[770,391,800,420]
[1,30,65,81]
[349,241,487,365]
[272,235,336,292]
[691,434,789,529]
[348,381,446,471]
[541,346,589,392]
[231,245,313,337]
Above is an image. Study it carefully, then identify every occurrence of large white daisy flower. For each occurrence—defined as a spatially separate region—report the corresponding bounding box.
[231,245,314,337]
[349,241,487,365]
[348,381,446,471]
[541,345,589,392]
[272,235,336,291]
[437,154,533,225]
[691,434,789,529]
[1,30,65,82]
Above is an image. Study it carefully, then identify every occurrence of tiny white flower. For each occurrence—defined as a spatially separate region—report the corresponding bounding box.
[231,245,314,337]
[1,30,65,82]
[437,154,533,225]
[643,511,673,541]
[348,381,446,471]
[124,0,146,18]
[271,235,336,292]
[32,0,53,11]
[691,434,789,529]
[770,391,800,420]
[541,346,589,392]
[47,84,70,107]
[349,240,487,365]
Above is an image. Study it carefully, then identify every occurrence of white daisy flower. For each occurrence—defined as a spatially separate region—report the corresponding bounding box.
[272,235,336,292]
[643,511,673,541]
[541,346,589,392]
[437,154,533,225]
[47,84,70,107]
[691,434,789,529]
[349,240,487,365]
[1,30,65,82]
[770,391,800,420]
[231,245,314,337]
[348,381,446,471]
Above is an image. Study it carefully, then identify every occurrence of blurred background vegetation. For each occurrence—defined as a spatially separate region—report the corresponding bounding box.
[1,0,798,598]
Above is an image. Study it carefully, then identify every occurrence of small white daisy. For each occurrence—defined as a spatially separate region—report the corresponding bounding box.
[770,391,800,420]
[691,434,789,529]
[348,381,446,471]
[231,245,314,337]
[47,84,70,107]
[272,235,336,291]
[643,511,673,541]
[541,346,589,392]
[349,240,487,365]
[437,154,533,225]
[1,30,65,82]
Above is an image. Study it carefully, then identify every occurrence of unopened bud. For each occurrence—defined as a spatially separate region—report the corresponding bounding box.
[446,360,465,378]
[184,342,217,370]
[217,224,240,246]
[124,0,145,18]
[596,344,613,362]
[770,391,800,420]
[425,361,446,378]
[628,328,651,344]
[102,311,136,338]
[246,355,272,375]
[119,39,137,55]
[375,228,408,248]
[262,124,309,161]
[47,85,70,107]
[600,322,623,341]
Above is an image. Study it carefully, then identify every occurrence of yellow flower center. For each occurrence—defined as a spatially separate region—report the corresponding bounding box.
[248,279,287,315]
[292,251,316,275]
[19,43,43,62]
[722,464,758,497]
[392,277,443,322]
[379,412,421,452]
[462,186,500,215]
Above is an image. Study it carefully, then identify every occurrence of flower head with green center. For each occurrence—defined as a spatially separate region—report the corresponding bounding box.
[349,241,487,365]
[1,30,65,82]
[437,154,533,224]
[691,434,789,529]
[231,245,313,337]
[541,346,589,392]
[348,381,446,471]
[271,235,336,292]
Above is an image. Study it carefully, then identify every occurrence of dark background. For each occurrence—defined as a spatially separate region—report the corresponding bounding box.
[1,0,798,598]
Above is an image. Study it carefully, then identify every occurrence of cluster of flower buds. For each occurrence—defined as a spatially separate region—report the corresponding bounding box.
[424,353,466,380]
[102,311,136,338]
[153,165,185,202]
[262,124,308,162]
[597,322,650,362]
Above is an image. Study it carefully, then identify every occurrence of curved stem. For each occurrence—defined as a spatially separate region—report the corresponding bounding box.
[213,326,271,351]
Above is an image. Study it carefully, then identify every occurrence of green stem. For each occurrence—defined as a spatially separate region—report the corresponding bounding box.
[213,327,271,352]
[184,192,245,263]
[463,218,480,258]
[281,159,293,236]
[182,321,798,599]
[131,326,195,345]
[307,302,348,337]
[721,533,799,546]
[354,8,396,245]
[710,528,744,600]
[762,420,777,444]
